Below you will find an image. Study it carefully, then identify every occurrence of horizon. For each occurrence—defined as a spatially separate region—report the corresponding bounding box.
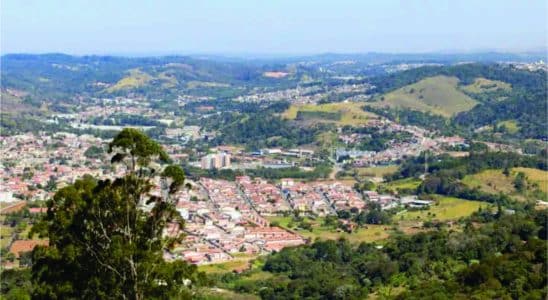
[2,49,547,59]
[2,0,547,55]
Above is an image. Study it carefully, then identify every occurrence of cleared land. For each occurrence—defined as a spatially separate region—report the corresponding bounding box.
[383,178,423,191]
[357,165,399,178]
[107,69,153,92]
[497,120,520,134]
[513,167,548,193]
[370,76,478,117]
[267,216,391,243]
[0,92,43,114]
[282,102,376,126]
[461,167,548,200]
[186,81,229,89]
[0,225,14,248]
[461,77,511,94]
[461,169,516,195]
[198,253,257,274]
[399,196,488,221]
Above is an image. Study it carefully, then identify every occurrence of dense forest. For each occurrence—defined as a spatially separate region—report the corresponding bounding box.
[215,208,546,299]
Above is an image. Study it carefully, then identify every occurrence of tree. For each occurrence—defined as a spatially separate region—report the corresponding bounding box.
[30,129,206,300]
[83,145,104,159]
[513,172,527,192]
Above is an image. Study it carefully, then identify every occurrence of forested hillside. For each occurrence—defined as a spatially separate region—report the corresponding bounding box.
[368,64,547,139]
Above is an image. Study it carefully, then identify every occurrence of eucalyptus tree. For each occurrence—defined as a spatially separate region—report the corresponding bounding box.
[31,128,206,300]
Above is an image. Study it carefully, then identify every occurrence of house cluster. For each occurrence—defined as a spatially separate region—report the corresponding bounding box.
[236,176,290,215]
[0,133,112,202]
[280,179,368,216]
[234,82,372,104]
[164,178,305,265]
[337,122,466,167]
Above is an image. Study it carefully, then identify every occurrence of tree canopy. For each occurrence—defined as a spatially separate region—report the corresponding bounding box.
[30,129,206,300]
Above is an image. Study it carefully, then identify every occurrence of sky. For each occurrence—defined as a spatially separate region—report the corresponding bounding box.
[1,0,547,55]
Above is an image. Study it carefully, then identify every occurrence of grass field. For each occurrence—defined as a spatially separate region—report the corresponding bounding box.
[0,225,14,248]
[267,216,391,243]
[186,81,230,89]
[383,177,422,191]
[399,196,488,221]
[370,76,478,117]
[461,77,511,94]
[497,120,520,134]
[513,167,548,193]
[282,102,376,126]
[198,257,254,274]
[357,165,399,178]
[461,169,516,194]
[107,69,153,92]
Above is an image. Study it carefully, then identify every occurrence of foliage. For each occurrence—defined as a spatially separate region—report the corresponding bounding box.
[229,208,547,299]
[83,145,104,159]
[29,129,207,299]
[0,269,32,300]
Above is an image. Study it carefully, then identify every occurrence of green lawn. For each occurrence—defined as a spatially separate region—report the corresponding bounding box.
[399,196,489,221]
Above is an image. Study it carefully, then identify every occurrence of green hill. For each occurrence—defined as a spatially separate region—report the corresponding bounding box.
[461,77,512,94]
[370,75,478,117]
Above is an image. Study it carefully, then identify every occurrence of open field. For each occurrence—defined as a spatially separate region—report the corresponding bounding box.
[282,102,376,126]
[107,69,153,92]
[462,167,548,201]
[0,225,14,248]
[497,120,520,134]
[1,92,42,115]
[461,77,511,94]
[198,255,256,274]
[399,196,489,221]
[369,76,478,117]
[513,167,548,193]
[186,81,230,89]
[357,165,399,178]
[267,216,391,243]
[461,169,516,194]
[383,177,422,191]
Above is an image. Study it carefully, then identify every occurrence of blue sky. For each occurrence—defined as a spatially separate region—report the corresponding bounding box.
[1,0,546,55]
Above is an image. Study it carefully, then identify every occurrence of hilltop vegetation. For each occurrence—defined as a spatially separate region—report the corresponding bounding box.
[371,75,478,117]
[367,64,547,139]
[282,102,376,126]
[0,54,303,101]
[461,77,511,94]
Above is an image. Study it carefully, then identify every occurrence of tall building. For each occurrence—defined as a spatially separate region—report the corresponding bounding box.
[200,153,231,169]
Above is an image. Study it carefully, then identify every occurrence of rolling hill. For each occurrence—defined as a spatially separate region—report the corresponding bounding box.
[369,75,478,117]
